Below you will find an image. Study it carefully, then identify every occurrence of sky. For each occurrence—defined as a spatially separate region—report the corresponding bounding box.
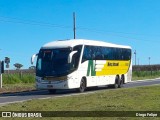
[0,0,160,69]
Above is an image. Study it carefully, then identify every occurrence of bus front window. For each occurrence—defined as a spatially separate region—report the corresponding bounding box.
[36,47,81,77]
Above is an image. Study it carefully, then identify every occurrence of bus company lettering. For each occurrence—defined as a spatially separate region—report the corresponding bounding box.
[108,62,119,66]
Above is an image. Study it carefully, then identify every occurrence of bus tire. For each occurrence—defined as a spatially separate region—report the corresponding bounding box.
[79,77,86,92]
[48,89,56,94]
[119,75,124,88]
[114,76,120,89]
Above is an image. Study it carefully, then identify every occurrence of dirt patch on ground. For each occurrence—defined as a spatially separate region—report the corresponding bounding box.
[0,88,35,94]
[0,84,35,94]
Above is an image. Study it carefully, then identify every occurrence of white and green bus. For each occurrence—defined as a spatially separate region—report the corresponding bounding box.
[31,39,132,93]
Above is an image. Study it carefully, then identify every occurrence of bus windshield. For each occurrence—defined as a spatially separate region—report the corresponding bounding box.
[36,47,81,77]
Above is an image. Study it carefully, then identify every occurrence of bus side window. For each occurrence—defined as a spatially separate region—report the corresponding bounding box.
[82,46,87,62]
[91,46,95,60]
[72,53,78,68]
[73,45,82,67]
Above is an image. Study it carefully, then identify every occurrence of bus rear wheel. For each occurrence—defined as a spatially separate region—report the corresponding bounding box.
[79,78,86,92]
[113,76,120,89]
[119,75,124,88]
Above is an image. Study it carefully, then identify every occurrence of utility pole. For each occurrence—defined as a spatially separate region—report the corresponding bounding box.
[148,57,152,76]
[0,49,2,88]
[73,12,76,39]
[134,50,136,66]
[149,57,151,65]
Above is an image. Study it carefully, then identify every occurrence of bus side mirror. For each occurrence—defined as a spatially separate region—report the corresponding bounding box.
[0,61,4,73]
[68,51,77,63]
[31,54,38,65]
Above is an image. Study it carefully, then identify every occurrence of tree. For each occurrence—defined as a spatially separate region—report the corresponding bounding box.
[14,63,23,70]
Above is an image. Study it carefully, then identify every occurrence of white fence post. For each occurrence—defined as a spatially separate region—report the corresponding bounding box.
[0,73,2,88]
[0,61,2,88]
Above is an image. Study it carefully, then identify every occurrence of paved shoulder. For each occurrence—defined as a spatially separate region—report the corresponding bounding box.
[125,79,160,88]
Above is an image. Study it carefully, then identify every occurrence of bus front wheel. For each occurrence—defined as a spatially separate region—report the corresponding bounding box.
[79,78,86,92]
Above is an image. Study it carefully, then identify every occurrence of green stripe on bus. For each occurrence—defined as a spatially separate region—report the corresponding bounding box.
[87,60,96,76]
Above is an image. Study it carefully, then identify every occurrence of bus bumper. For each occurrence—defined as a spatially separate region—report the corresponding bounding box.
[36,81,68,90]
[36,79,79,90]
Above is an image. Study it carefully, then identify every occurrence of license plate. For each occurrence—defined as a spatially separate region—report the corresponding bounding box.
[47,85,53,88]
[44,77,53,80]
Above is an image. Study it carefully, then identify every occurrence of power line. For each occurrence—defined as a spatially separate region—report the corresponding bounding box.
[0,16,150,37]
[77,26,160,38]
[0,16,160,42]
[0,16,72,29]
[77,26,160,43]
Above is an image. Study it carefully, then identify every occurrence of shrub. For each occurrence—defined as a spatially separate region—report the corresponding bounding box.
[3,73,35,84]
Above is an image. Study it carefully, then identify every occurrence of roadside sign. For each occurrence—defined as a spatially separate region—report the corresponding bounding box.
[6,64,9,68]
[5,57,10,64]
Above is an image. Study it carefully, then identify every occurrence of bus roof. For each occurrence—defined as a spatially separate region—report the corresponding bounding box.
[41,39,131,49]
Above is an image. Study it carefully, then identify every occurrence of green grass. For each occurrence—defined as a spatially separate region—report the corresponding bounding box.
[1,74,35,93]
[0,85,160,120]
[3,73,35,84]
[132,71,160,80]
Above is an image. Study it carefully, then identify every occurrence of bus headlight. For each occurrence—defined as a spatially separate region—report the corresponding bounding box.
[67,76,72,80]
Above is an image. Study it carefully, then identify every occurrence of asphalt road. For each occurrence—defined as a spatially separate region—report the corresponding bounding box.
[0,79,160,106]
